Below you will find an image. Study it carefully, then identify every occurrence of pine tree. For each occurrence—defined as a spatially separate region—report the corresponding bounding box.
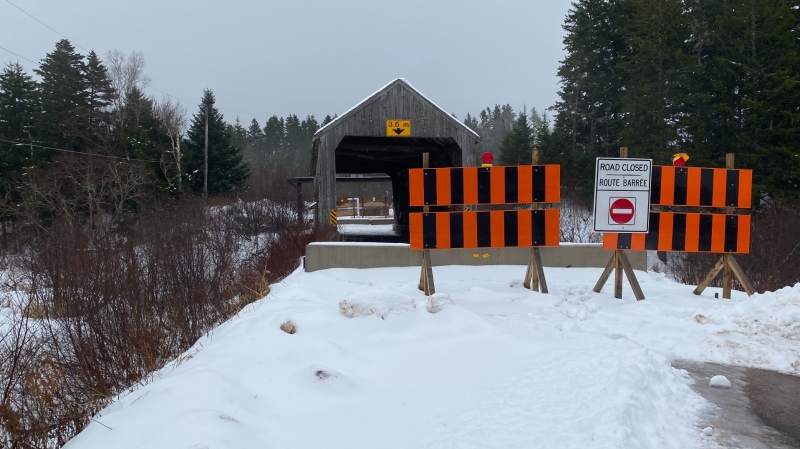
[282,114,305,173]
[33,39,88,150]
[498,108,534,165]
[185,89,248,194]
[683,0,800,198]
[246,118,264,147]
[82,51,116,134]
[0,62,36,183]
[619,0,692,164]
[263,115,284,157]
[551,0,628,158]
[535,111,553,159]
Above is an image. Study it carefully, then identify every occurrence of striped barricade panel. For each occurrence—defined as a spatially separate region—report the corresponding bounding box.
[409,209,560,250]
[409,165,561,206]
[603,212,751,254]
[650,166,752,208]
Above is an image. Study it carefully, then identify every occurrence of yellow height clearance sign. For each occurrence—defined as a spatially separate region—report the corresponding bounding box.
[386,119,411,137]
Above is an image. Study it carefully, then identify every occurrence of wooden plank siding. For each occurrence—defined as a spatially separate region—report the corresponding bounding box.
[311,79,480,227]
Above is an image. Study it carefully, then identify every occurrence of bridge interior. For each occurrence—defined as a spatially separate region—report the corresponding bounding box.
[335,135,463,235]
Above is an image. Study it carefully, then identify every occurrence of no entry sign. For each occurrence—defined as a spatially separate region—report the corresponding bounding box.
[609,198,635,224]
[593,158,652,232]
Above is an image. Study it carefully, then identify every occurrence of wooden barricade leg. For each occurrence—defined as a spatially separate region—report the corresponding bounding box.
[593,252,617,294]
[727,255,755,296]
[722,254,733,299]
[693,256,725,296]
[614,251,623,299]
[533,247,548,293]
[523,248,538,291]
[418,250,435,295]
[692,154,755,299]
[522,149,549,294]
[593,250,644,300]
[693,254,754,298]
[618,251,645,300]
[523,248,547,293]
[417,151,435,296]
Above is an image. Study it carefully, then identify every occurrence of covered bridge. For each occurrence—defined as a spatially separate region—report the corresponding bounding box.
[310,78,481,232]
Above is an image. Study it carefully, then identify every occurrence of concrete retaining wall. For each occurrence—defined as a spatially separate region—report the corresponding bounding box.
[304,243,647,272]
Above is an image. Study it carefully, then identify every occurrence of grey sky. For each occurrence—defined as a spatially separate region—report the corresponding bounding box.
[2,0,573,124]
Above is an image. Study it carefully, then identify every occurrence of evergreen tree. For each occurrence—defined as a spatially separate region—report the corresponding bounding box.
[321,114,335,126]
[185,89,248,194]
[535,111,554,158]
[282,114,305,173]
[470,104,515,158]
[551,0,628,154]
[683,0,800,198]
[299,115,319,174]
[117,86,160,158]
[231,118,259,177]
[33,39,88,150]
[0,62,36,183]
[618,0,692,164]
[82,51,116,134]
[263,115,284,157]
[463,113,478,133]
[246,118,265,148]
[498,108,534,165]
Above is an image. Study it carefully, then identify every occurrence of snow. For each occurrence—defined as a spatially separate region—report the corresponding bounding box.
[62,264,800,449]
[709,375,732,389]
[337,223,397,236]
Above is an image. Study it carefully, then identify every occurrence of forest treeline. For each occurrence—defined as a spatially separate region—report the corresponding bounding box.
[2,1,800,445]
[541,0,800,202]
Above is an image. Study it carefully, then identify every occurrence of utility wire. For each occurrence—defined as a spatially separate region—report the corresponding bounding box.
[0,139,161,163]
[4,1,275,122]
[1,44,275,122]
[5,0,91,53]
[0,45,38,65]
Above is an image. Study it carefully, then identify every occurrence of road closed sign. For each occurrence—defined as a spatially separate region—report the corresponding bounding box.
[593,158,652,232]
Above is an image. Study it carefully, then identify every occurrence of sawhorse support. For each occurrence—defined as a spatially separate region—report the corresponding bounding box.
[693,254,754,299]
[593,250,645,300]
[418,250,435,295]
[523,247,548,293]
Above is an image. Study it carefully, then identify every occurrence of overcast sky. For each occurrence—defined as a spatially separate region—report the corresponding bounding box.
[2,0,574,124]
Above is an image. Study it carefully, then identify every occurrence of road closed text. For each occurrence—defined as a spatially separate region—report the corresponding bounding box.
[598,177,648,188]
[598,163,650,172]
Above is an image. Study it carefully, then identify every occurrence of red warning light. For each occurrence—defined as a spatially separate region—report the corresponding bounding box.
[481,152,494,164]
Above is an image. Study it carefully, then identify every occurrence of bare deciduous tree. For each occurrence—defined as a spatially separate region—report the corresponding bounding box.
[106,50,151,136]
[154,97,186,192]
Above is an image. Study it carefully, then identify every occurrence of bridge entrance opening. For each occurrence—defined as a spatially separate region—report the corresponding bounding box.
[335,135,462,236]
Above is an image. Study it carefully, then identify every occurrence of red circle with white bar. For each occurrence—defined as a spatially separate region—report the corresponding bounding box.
[609,198,635,224]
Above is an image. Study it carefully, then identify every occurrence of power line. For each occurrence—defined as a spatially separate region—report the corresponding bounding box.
[0,45,272,122]
[5,0,91,53]
[0,139,160,163]
[4,0,277,122]
[0,45,38,65]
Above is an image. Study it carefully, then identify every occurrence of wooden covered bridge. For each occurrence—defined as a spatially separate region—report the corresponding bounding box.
[310,79,481,232]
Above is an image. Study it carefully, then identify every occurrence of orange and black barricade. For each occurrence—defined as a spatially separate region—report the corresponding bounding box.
[409,165,560,206]
[649,166,752,208]
[410,209,560,250]
[603,212,751,254]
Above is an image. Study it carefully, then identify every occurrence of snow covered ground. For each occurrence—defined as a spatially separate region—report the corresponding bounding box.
[63,263,800,449]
